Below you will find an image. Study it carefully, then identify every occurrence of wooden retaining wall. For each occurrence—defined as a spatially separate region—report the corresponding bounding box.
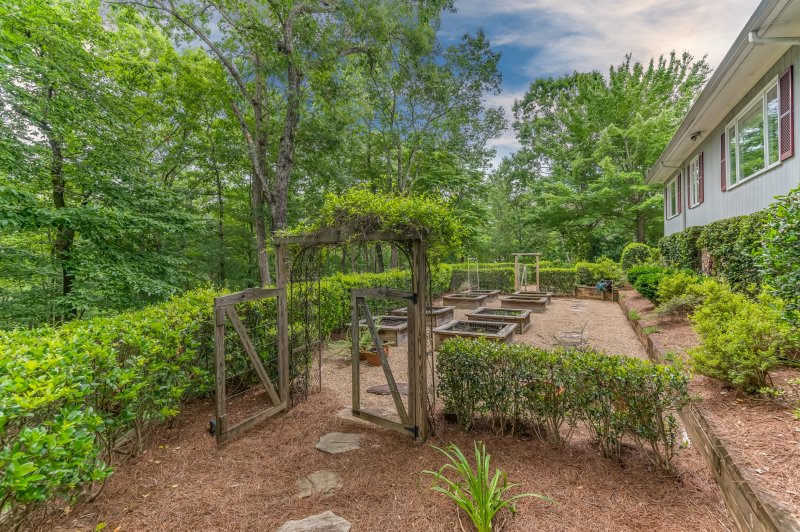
[574,285,616,301]
[617,290,800,532]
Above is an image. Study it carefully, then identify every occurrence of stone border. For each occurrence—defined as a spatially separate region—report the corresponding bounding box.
[574,285,616,301]
[617,291,800,532]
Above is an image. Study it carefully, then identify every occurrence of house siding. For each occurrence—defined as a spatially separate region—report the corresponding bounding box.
[665,45,800,235]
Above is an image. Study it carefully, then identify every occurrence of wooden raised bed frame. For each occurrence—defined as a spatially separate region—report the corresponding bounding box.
[463,289,501,304]
[512,290,553,304]
[465,306,532,333]
[359,315,408,346]
[500,295,547,313]
[432,320,516,349]
[442,292,489,309]
[389,305,455,327]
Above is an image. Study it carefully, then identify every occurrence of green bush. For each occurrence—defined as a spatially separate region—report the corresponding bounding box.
[538,268,578,295]
[633,272,666,304]
[620,243,655,271]
[437,338,689,471]
[575,258,623,286]
[626,265,664,287]
[689,282,796,393]
[449,264,514,292]
[760,187,800,329]
[656,271,700,302]
[659,226,703,271]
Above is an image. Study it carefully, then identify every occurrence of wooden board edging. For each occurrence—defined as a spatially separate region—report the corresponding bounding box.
[617,291,800,532]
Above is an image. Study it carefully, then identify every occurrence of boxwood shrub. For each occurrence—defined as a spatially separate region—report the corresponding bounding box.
[620,243,655,271]
[437,338,689,471]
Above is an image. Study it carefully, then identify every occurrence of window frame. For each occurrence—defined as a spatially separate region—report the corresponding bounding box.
[724,76,782,190]
[666,175,679,220]
[686,155,701,208]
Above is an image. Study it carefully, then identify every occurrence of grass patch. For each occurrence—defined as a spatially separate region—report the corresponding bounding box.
[642,326,659,335]
[628,309,641,321]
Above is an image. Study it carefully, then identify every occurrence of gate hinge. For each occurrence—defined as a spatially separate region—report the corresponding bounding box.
[404,293,418,304]
[407,425,419,438]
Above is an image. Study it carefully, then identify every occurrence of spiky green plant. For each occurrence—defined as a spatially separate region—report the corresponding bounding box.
[423,442,550,531]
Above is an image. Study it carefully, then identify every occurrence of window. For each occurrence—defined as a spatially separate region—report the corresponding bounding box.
[666,175,679,219]
[725,79,782,187]
[687,155,701,207]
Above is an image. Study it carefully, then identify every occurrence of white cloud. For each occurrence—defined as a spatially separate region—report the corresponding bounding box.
[452,0,762,166]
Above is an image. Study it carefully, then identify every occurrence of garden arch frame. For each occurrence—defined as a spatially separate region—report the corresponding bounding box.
[513,252,541,292]
[213,228,431,444]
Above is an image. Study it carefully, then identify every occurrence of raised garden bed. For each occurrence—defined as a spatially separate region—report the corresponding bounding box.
[359,315,408,346]
[442,292,489,309]
[465,306,532,333]
[388,305,455,326]
[575,285,614,301]
[462,289,501,304]
[500,295,547,313]
[512,290,553,304]
[432,319,516,349]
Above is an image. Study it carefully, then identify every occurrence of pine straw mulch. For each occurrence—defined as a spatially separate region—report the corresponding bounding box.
[46,296,735,531]
[618,288,800,519]
[48,389,731,532]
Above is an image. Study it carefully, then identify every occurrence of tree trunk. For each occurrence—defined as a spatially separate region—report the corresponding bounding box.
[635,212,645,243]
[390,246,399,269]
[251,172,271,287]
[50,134,75,317]
[375,243,385,273]
[252,53,272,287]
[340,247,348,273]
[214,164,226,283]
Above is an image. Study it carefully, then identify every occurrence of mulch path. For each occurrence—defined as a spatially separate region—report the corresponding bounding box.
[618,288,800,520]
[47,297,734,531]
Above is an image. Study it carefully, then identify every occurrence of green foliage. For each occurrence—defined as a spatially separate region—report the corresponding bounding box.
[620,243,655,271]
[633,272,666,304]
[628,310,641,321]
[689,282,797,393]
[449,264,515,292]
[656,271,700,302]
[437,338,689,470]
[625,265,664,287]
[290,188,464,257]
[575,258,623,286]
[658,226,703,271]
[538,268,578,295]
[423,442,549,532]
[760,187,800,328]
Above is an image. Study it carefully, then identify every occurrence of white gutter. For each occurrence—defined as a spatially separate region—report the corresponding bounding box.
[749,31,800,45]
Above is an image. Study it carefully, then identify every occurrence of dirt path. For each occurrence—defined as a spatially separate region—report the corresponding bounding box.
[48,297,732,531]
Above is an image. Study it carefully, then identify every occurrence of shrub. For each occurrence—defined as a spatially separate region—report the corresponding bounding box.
[690,283,796,393]
[625,265,664,287]
[760,186,800,328]
[575,258,623,286]
[449,264,514,292]
[538,268,577,295]
[653,271,704,319]
[633,272,666,304]
[659,226,703,271]
[620,243,655,271]
[437,339,689,471]
[656,271,700,302]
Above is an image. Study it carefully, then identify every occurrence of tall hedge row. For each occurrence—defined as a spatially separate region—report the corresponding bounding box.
[448,263,577,295]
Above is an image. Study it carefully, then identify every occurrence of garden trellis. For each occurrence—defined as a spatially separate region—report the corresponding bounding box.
[513,252,541,292]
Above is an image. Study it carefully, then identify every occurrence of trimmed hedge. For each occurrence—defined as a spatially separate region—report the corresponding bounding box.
[575,258,623,286]
[447,263,577,295]
[538,268,577,295]
[761,187,800,328]
[0,266,451,530]
[437,338,689,471]
[620,243,655,271]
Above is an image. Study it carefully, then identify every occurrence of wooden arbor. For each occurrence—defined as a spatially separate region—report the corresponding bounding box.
[513,252,541,292]
[274,229,431,442]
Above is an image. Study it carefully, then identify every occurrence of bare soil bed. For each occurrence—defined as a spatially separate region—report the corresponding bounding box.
[48,297,733,531]
[618,288,800,519]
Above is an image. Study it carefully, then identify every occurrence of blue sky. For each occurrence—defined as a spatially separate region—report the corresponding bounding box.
[439,0,762,163]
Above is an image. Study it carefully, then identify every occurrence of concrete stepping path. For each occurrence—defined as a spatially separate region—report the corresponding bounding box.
[296,470,341,498]
[315,432,361,454]
[277,511,351,532]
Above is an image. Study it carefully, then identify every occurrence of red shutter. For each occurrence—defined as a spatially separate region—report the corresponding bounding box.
[699,152,704,204]
[677,173,682,214]
[720,132,727,192]
[779,65,794,161]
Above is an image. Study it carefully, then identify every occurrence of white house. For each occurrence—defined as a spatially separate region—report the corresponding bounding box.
[647,0,800,235]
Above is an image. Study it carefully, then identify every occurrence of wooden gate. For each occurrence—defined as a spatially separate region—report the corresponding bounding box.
[350,287,424,440]
[213,287,288,444]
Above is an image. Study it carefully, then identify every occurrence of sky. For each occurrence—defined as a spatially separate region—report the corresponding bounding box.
[439,0,762,165]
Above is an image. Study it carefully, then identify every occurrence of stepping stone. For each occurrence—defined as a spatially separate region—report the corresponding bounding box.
[366,383,408,395]
[277,511,352,532]
[296,470,341,498]
[315,432,361,454]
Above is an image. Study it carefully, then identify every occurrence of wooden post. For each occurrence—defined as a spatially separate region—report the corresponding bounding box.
[411,239,429,442]
[535,254,540,292]
[276,242,289,409]
[214,304,227,445]
[351,291,360,413]
[514,254,519,292]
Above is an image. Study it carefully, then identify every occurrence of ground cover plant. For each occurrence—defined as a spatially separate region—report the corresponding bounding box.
[424,441,549,531]
[437,338,689,471]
